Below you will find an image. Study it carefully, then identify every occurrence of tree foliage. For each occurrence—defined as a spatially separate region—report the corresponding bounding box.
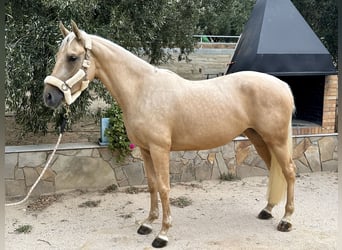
[5,0,202,134]
[198,0,255,36]
[5,0,338,138]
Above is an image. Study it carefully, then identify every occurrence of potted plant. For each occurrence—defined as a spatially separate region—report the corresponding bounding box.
[99,101,134,162]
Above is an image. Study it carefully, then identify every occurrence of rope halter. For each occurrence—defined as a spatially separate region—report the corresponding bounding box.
[44,35,92,105]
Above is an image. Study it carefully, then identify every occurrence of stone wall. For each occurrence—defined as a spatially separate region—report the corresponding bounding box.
[5,134,337,198]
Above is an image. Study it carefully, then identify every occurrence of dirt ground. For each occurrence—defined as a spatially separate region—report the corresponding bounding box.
[5,171,338,250]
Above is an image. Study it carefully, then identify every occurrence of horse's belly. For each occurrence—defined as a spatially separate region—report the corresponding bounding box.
[169,104,249,151]
[170,124,244,151]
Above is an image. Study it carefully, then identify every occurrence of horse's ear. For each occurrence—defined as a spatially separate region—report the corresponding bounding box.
[71,20,82,40]
[59,22,70,38]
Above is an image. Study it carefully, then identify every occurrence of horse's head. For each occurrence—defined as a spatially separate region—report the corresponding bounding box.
[43,21,95,108]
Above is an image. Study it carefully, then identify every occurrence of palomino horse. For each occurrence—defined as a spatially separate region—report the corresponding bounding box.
[44,21,296,248]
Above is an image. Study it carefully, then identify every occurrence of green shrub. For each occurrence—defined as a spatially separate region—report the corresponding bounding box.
[219,172,240,181]
[14,225,32,234]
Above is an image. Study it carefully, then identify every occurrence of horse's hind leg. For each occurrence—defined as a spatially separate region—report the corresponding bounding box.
[268,143,296,232]
[244,129,275,219]
[244,129,271,168]
[137,148,159,235]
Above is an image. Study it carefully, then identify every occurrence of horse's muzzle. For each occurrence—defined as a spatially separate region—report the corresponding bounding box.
[43,85,64,109]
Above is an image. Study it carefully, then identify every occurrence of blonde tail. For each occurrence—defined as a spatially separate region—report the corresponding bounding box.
[267,122,292,205]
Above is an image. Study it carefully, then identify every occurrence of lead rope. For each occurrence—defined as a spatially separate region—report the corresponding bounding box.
[5,106,70,207]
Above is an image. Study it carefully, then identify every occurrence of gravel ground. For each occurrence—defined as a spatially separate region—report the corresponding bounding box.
[5,171,338,250]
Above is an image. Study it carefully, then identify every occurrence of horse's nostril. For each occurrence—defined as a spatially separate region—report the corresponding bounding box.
[44,87,64,108]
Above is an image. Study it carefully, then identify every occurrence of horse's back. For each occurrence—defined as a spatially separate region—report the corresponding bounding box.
[218,71,292,100]
[185,71,294,118]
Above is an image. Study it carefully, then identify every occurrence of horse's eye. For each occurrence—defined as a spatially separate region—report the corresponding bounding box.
[68,55,78,62]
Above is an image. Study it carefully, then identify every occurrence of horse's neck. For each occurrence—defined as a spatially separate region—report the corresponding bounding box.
[91,36,154,111]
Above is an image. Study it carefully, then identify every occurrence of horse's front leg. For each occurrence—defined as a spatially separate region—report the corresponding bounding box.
[137,148,159,235]
[149,146,172,248]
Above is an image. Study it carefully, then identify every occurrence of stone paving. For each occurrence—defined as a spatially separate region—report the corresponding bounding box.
[4,134,338,198]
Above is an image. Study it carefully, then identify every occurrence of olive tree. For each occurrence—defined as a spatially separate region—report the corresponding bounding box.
[5,0,337,137]
[5,0,201,134]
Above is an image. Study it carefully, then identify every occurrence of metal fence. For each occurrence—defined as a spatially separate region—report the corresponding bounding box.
[193,35,240,44]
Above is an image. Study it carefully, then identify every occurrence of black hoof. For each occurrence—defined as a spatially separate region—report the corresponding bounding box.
[258,209,273,220]
[277,220,292,232]
[152,236,168,248]
[137,224,152,235]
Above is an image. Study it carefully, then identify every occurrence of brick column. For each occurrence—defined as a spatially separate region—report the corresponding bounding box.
[321,75,338,133]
